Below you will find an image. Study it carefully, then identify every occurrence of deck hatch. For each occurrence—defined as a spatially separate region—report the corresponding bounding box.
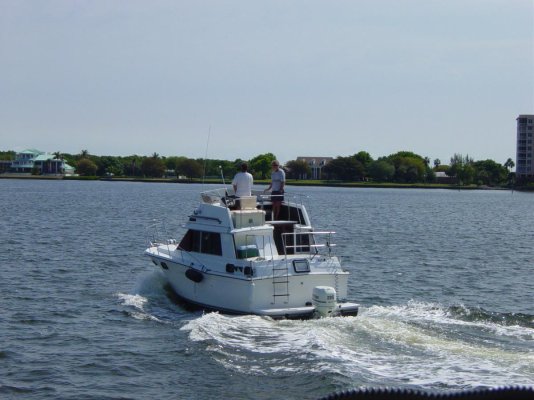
[292,259,310,273]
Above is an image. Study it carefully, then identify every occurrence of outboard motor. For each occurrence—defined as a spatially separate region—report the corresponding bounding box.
[312,286,337,317]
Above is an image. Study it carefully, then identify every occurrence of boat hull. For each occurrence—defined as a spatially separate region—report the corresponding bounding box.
[150,253,358,318]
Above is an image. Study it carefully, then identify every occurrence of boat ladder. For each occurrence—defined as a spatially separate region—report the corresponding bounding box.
[272,262,289,303]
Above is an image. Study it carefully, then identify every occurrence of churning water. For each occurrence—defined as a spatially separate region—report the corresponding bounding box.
[0,180,532,399]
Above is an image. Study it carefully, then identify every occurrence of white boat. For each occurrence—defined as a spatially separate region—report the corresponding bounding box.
[144,188,359,319]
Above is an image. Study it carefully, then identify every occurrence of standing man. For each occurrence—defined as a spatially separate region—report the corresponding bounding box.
[232,162,253,197]
[265,160,285,220]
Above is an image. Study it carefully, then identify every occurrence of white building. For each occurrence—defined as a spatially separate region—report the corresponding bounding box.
[10,149,75,175]
[296,157,333,180]
[516,115,534,177]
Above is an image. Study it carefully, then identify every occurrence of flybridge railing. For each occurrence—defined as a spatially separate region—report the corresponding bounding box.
[200,188,310,221]
[252,190,310,224]
[252,189,307,205]
[200,188,308,205]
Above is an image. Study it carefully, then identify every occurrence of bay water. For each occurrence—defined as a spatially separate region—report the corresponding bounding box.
[0,180,532,399]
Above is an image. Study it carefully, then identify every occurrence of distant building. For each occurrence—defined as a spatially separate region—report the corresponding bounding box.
[9,149,75,175]
[296,156,333,180]
[516,115,534,177]
[434,171,456,184]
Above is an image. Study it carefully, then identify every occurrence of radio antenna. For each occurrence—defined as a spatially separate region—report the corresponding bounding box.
[202,125,211,188]
[219,165,226,186]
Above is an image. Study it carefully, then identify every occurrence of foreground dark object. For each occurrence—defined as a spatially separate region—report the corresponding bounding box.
[319,386,533,400]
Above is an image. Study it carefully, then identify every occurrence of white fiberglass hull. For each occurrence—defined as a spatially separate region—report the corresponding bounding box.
[148,250,358,318]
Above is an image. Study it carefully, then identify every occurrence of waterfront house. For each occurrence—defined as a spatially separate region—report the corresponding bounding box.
[435,171,456,184]
[296,156,333,180]
[9,149,75,175]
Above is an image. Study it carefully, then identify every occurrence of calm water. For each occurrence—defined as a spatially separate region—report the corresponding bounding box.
[0,180,533,399]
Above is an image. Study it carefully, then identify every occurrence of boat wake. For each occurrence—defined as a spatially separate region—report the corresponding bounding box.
[116,270,197,323]
[180,301,534,389]
[116,272,533,389]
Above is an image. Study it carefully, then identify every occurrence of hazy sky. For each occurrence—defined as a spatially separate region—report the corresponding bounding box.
[1,0,533,164]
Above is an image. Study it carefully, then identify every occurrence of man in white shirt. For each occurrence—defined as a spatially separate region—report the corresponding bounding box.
[232,162,253,197]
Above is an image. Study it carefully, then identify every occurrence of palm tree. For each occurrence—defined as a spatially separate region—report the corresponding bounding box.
[80,149,89,159]
[52,151,62,174]
[504,158,515,172]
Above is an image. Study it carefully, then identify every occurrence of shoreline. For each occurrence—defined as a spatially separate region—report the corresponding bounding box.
[1,172,525,190]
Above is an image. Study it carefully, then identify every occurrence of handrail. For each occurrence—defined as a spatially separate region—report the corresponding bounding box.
[188,214,222,224]
[280,231,336,258]
[145,220,177,258]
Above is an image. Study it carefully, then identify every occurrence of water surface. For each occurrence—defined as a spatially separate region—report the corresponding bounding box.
[0,180,532,399]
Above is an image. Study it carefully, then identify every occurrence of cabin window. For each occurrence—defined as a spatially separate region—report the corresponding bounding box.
[179,230,222,256]
[200,231,222,255]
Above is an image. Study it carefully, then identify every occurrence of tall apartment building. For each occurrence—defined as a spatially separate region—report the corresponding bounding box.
[516,114,534,177]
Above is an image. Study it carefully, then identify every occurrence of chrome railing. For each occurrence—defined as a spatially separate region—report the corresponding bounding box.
[281,231,337,258]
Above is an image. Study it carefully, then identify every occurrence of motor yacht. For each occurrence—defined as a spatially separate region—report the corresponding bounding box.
[144,188,359,318]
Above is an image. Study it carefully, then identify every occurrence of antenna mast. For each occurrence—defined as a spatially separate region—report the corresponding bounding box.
[202,125,211,188]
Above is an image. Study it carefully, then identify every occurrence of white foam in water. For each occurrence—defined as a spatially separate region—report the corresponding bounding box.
[181,302,534,388]
[117,293,147,309]
[365,300,534,341]
[116,270,173,323]
[132,270,169,298]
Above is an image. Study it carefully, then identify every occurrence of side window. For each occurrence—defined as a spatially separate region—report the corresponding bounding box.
[179,230,194,251]
[179,230,221,256]
[201,232,222,256]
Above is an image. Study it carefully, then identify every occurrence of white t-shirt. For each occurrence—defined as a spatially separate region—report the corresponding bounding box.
[232,172,253,197]
[271,169,285,191]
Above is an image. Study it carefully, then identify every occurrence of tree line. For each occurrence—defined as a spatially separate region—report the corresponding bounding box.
[0,149,516,186]
[286,151,515,186]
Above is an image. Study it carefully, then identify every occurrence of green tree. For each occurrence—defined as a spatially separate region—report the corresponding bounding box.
[141,155,166,178]
[447,153,474,185]
[119,156,142,176]
[473,160,507,186]
[249,153,276,179]
[285,159,311,179]
[323,156,364,181]
[198,158,237,179]
[367,160,395,181]
[0,150,15,160]
[165,156,187,173]
[386,152,426,183]
[97,156,124,176]
[457,164,475,185]
[354,151,373,168]
[176,158,203,180]
[76,158,98,176]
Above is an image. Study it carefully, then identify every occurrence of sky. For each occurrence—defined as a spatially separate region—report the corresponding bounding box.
[1,0,533,165]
